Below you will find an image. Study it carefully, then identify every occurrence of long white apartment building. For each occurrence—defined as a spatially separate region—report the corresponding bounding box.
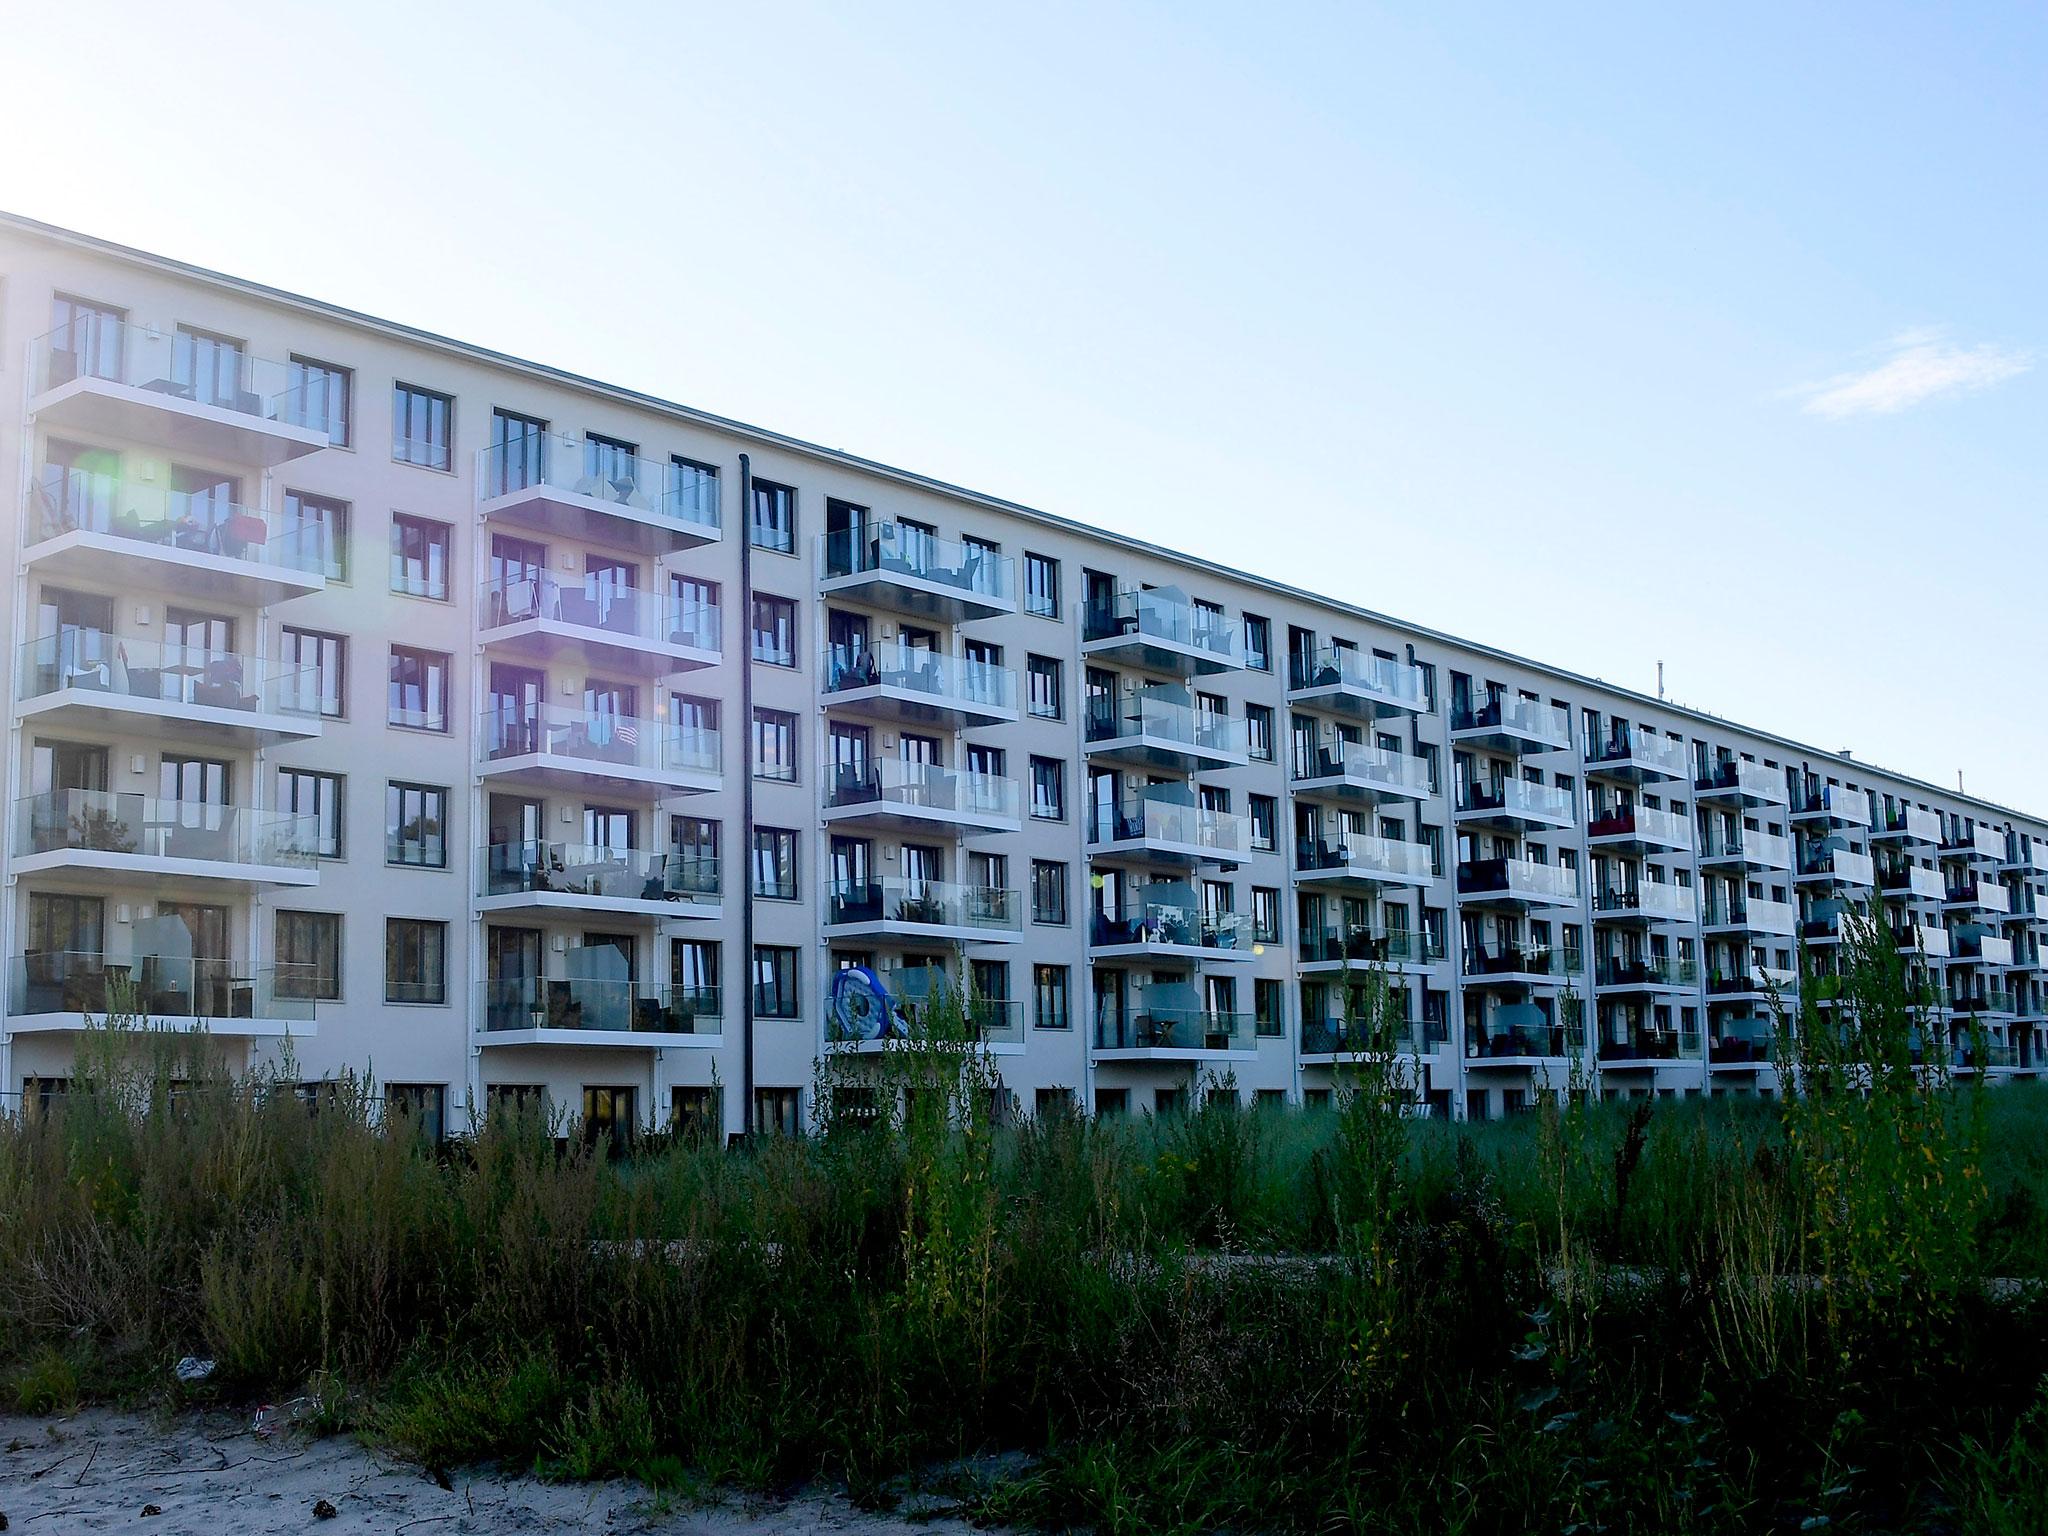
[3,211,2044,1136]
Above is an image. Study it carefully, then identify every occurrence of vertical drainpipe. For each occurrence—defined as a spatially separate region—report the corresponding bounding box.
[736,453,754,1142]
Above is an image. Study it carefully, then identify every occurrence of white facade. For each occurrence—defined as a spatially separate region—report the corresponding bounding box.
[3,212,2044,1135]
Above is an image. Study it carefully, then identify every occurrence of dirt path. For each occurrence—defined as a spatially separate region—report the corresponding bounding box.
[0,1409,996,1534]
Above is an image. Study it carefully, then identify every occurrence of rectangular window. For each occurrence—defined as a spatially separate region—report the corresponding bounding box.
[385,918,447,1004]
[1245,703,1275,761]
[1027,655,1063,719]
[753,946,801,1017]
[750,479,796,553]
[751,827,799,900]
[386,1083,446,1142]
[389,513,451,599]
[1248,793,1277,851]
[283,489,350,581]
[1255,978,1285,1038]
[1031,859,1069,925]
[387,646,449,731]
[750,594,796,666]
[275,910,342,1000]
[1251,887,1280,943]
[1024,552,1061,618]
[391,382,453,470]
[669,456,720,527]
[1030,756,1064,820]
[287,355,352,447]
[386,782,449,868]
[752,708,799,782]
[1033,964,1071,1030]
[1242,614,1271,672]
[278,768,344,859]
[281,626,347,718]
[754,1086,802,1136]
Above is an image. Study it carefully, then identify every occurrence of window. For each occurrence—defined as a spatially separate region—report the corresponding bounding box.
[754,1086,802,1136]
[669,456,720,528]
[751,828,799,900]
[387,647,450,731]
[281,626,347,718]
[1243,614,1271,672]
[1255,979,1285,1038]
[1252,887,1280,943]
[385,918,447,1004]
[1249,794,1277,852]
[386,782,448,868]
[386,1084,446,1142]
[671,816,719,895]
[1033,964,1071,1030]
[1024,552,1060,618]
[273,910,342,1000]
[283,489,350,581]
[1030,756,1064,820]
[488,408,548,493]
[1027,655,1063,719]
[750,478,796,553]
[1246,704,1275,761]
[753,946,801,1017]
[389,513,451,599]
[1032,859,1069,925]
[391,383,453,470]
[752,708,799,782]
[750,594,796,666]
[287,355,352,446]
[278,768,344,859]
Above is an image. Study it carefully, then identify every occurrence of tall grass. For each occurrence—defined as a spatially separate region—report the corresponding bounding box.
[2,971,2045,1531]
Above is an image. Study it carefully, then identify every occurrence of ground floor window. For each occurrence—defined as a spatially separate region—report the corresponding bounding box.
[754,1086,801,1136]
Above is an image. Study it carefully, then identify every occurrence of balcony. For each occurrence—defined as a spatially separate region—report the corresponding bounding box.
[477,977,722,1048]
[1449,695,1572,755]
[1455,778,1577,834]
[822,643,1018,729]
[476,432,721,553]
[1952,929,2015,968]
[1292,739,1433,807]
[1298,833,1436,891]
[17,634,322,747]
[1082,688,1247,773]
[1457,858,1580,910]
[823,761,1021,837]
[1089,898,1255,962]
[1593,881,1696,925]
[1584,728,1688,783]
[8,950,316,1037]
[13,790,319,889]
[1464,1014,1584,1065]
[477,842,721,920]
[1701,897,1798,938]
[478,577,719,677]
[1706,965,1798,1001]
[1586,804,1691,855]
[1085,792,1247,867]
[1463,944,1582,989]
[1093,1007,1256,1060]
[1695,760,1788,807]
[1878,862,1946,903]
[1708,1017,1775,1070]
[825,967,1025,1052]
[26,463,327,606]
[1791,786,1872,828]
[1895,923,1953,960]
[824,878,1022,945]
[28,318,334,466]
[1596,1026,1692,1066]
[1697,828,1794,872]
[1298,925,1444,970]
[1796,847,1876,889]
[2003,836,2048,874]
[1945,879,2012,917]
[1950,990,2018,1020]
[1594,956,1700,992]
[818,523,1016,623]
[480,704,720,795]
[1286,646,1427,719]
[1300,1015,1436,1060]
[1943,824,2008,864]
[1874,805,1943,845]
[1081,586,1239,677]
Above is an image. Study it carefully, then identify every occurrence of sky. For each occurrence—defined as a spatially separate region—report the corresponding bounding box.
[1,1,2041,803]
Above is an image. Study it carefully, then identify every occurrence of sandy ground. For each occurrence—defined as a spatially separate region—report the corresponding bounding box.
[0,1409,998,1534]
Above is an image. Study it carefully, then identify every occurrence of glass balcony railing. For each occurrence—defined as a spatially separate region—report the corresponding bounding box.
[1089,902,1253,953]
[478,977,721,1036]
[1082,588,1238,665]
[15,789,321,870]
[1301,1015,1429,1055]
[10,950,317,1023]
[1799,848,1876,886]
[1709,1018,1774,1064]
[1083,689,1245,757]
[1793,786,1873,826]
[827,760,1020,823]
[1587,805,1691,849]
[27,462,330,573]
[479,577,720,652]
[1298,926,1444,966]
[1450,695,1572,750]
[1459,778,1578,825]
[1595,955,1699,988]
[1086,796,1247,856]
[1094,1009,1251,1051]
[29,317,334,434]
[819,524,1015,602]
[478,841,719,903]
[823,643,1017,715]
[1294,739,1433,797]
[481,703,720,779]
[18,634,319,719]
[478,431,722,533]
[826,968,1023,1046]
[1597,1027,1691,1062]
[826,878,1022,934]
[1287,646,1427,710]
[1465,1020,1584,1059]
[1464,944,1583,979]
[1698,828,1793,868]
[1701,896,1798,934]
[1457,858,1580,903]
[1697,760,1785,802]
[1584,728,1689,779]
[1298,832,1436,883]
[1593,882,1696,922]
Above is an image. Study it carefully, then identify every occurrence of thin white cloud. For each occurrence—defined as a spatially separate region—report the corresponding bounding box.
[1789,328,2031,419]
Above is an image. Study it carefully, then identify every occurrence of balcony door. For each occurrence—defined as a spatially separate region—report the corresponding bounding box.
[34,588,112,693]
[150,900,230,1016]
[490,409,548,496]
[488,664,545,752]
[166,608,236,706]
[585,555,638,631]
[168,465,241,544]
[584,805,635,854]
[487,926,544,1029]
[490,534,548,621]
[172,326,245,409]
[829,722,871,802]
[49,295,124,383]
[824,498,873,577]
[830,835,872,897]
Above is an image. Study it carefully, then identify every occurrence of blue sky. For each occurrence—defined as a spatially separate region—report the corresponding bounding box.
[3,1,2041,802]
